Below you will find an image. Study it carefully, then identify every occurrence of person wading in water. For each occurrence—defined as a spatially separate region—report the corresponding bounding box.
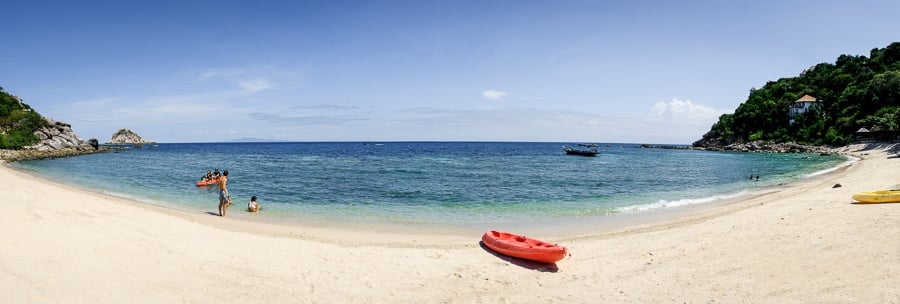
[217,170,231,217]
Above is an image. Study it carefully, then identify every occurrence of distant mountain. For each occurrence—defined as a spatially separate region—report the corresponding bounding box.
[224,137,291,143]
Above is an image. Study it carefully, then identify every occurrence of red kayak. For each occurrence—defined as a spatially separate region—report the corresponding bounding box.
[481,230,567,263]
[195,176,220,186]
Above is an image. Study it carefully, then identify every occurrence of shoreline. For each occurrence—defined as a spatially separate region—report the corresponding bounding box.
[3,149,851,240]
[1,144,898,302]
[0,144,872,241]
[3,144,854,238]
[0,145,110,162]
[0,165,474,246]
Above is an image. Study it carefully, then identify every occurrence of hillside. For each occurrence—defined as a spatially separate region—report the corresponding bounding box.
[694,42,900,147]
[0,87,48,149]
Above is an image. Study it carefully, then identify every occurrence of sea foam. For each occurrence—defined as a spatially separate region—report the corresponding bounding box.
[804,155,857,178]
[614,190,751,213]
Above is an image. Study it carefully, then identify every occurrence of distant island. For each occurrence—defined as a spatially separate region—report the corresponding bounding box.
[108,128,156,145]
[694,42,900,149]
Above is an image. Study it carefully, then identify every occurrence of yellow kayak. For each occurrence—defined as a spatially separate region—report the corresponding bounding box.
[852,190,900,203]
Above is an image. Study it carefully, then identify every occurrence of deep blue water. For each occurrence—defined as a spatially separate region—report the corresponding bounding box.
[10,142,848,229]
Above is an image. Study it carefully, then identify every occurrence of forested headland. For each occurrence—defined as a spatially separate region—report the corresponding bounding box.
[694,42,900,148]
[0,87,48,149]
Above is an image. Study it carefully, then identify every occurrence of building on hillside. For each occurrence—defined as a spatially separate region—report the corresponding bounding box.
[789,94,822,125]
[855,127,874,143]
[855,126,899,143]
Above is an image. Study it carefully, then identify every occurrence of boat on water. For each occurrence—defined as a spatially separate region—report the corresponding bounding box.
[196,176,221,186]
[481,230,567,263]
[851,190,900,203]
[563,144,598,156]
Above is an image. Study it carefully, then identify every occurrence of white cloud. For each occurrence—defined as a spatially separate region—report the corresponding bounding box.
[199,68,244,80]
[71,97,121,108]
[287,104,359,111]
[481,89,509,101]
[649,98,729,122]
[237,78,273,93]
[198,67,280,94]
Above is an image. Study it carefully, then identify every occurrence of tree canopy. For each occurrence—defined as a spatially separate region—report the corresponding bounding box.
[0,87,48,149]
[696,42,900,146]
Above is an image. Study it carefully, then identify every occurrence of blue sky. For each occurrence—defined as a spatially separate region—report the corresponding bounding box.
[2,1,897,144]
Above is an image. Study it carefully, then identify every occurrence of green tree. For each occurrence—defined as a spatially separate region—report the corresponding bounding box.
[695,42,900,147]
[0,87,48,149]
[857,106,900,131]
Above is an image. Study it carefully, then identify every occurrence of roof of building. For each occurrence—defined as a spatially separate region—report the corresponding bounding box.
[795,95,818,103]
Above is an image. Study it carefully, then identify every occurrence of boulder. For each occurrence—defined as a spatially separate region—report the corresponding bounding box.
[48,140,64,150]
[25,119,86,151]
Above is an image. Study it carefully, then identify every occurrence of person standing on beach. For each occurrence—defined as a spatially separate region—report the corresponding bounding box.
[217,170,230,217]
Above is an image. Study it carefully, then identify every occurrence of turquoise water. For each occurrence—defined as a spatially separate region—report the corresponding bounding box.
[10,142,848,230]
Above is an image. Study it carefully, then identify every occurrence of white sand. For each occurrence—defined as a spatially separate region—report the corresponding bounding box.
[1,144,898,303]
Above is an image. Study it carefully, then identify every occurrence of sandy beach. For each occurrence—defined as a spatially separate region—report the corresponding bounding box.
[1,144,898,303]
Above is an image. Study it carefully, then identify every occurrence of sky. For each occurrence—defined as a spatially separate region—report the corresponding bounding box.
[1,0,898,144]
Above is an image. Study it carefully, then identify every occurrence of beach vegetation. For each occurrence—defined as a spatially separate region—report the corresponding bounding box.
[697,42,900,146]
[0,87,48,149]
[857,106,900,132]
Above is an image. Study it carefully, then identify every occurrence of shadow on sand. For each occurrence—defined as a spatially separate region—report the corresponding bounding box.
[851,201,899,205]
[479,241,560,273]
[852,142,899,152]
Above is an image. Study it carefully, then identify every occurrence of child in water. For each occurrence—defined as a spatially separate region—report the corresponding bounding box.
[248,196,260,212]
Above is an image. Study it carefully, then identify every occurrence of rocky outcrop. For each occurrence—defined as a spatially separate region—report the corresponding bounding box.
[0,146,107,162]
[107,128,155,145]
[639,144,693,150]
[26,119,96,151]
[692,140,833,153]
[1,119,107,162]
[692,130,729,148]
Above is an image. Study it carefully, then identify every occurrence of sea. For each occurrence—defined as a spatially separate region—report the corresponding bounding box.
[9,142,850,233]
